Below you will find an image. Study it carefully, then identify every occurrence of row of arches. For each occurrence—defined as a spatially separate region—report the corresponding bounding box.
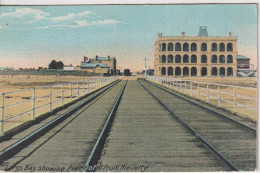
[161,67,234,76]
[159,42,233,52]
[160,54,233,64]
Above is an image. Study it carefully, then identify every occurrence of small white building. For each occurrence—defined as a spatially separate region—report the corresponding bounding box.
[63,65,75,71]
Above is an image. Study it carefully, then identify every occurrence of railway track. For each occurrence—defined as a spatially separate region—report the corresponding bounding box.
[0,80,125,172]
[0,79,256,172]
[89,80,235,172]
[140,80,256,171]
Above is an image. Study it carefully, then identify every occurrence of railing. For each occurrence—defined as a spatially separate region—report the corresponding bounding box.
[0,77,116,136]
[147,76,257,120]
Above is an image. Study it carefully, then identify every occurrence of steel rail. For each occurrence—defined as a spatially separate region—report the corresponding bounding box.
[138,80,239,171]
[83,80,128,172]
[147,80,256,133]
[0,79,120,164]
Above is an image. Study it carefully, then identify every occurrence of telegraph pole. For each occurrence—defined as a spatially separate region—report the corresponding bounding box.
[144,57,147,79]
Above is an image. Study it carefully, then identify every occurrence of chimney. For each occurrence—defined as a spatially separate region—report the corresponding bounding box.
[180,32,185,36]
[198,26,208,37]
[108,55,110,60]
[227,32,231,37]
[84,56,87,62]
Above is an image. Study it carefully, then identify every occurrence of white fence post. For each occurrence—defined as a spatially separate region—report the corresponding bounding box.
[83,81,85,94]
[191,81,193,96]
[185,81,187,94]
[77,82,80,98]
[32,88,35,120]
[1,93,5,136]
[234,87,237,112]
[62,85,64,106]
[198,83,200,99]
[50,86,52,112]
[218,85,221,107]
[88,80,90,93]
[207,84,209,103]
[70,83,73,101]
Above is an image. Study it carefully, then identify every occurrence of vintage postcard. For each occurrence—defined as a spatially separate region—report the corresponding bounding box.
[0,1,258,172]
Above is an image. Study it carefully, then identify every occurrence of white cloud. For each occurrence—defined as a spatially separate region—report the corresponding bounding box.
[70,19,118,28]
[92,19,118,25]
[0,8,50,20]
[51,11,94,22]
[36,26,49,29]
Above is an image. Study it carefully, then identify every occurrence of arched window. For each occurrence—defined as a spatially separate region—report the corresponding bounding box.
[211,55,217,63]
[211,67,218,76]
[191,43,197,51]
[168,67,173,76]
[175,67,181,76]
[227,43,233,52]
[227,67,233,76]
[201,55,207,63]
[183,54,189,63]
[211,43,217,51]
[201,43,207,51]
[219,67,225,76]
[161,67,166,76]
[201,67,207,76]
[159,44,162,52]
[183,67,189,76]
[227,55,233,63]
[168,54,173,63]
[162,43,166,51]
[175,55,181,63]
[219,43,225,52]
[219,55,225,63]
[175,43,181,51]
[168,43,173,51]
[183,43,189,51]
[161,55,166,63]
[191,67,197,76]
[191,55,197,63]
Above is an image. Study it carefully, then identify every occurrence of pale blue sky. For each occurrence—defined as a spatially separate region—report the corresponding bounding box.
[0,4,257,71]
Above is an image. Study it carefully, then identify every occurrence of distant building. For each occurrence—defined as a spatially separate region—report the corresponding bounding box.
[142,69,154,76]
[236,55,255,77]
[116,69,121,75]
[237,55,250,69]
[76,55,117,75]
[76,63,110,74]
[63,65,75,71]
[0,67,14,71]
[154,26,237,77]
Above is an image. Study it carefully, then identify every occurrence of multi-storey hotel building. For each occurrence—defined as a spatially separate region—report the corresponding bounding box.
[154,26,237,77]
